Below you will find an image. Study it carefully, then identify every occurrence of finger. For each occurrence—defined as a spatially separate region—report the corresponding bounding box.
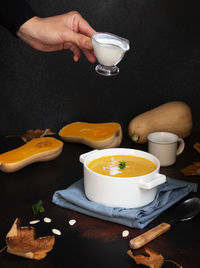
[68,44,81,61]
[74,14,96,37]
[62,29,93,50]
[82,48,96,63]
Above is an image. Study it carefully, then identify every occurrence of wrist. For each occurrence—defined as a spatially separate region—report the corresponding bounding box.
[17,16,43,38]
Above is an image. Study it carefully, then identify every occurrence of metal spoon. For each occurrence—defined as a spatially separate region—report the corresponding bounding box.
[130,197,200,249]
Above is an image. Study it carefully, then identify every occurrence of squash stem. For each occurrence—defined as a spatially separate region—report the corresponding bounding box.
[132,134,139,143]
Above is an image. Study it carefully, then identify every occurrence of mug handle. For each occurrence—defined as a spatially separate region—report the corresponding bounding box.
[139,174,166,190]
[177,138,185,156]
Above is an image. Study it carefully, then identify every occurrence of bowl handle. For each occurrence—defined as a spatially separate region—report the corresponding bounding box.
[139,174,166,190]
[79,149,99,164]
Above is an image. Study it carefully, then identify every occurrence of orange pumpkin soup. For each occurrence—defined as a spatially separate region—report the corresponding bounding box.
[87,155,156,177]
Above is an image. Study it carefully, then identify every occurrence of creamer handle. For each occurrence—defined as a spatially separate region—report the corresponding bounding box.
[79,150,99,164]
[139,174,166,190]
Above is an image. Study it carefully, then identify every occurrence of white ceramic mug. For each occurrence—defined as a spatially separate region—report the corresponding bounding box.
[147,132,185,167]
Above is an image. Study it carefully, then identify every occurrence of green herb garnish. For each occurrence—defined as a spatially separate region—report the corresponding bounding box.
[119,162,126,169]
[32,200,45,215]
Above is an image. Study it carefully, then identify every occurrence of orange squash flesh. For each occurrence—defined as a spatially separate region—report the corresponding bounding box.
[0,137,63,172]
[59,122,122,149]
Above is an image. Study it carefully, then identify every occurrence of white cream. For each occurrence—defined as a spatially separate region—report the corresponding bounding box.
[93,43,124,66]
[92,33,129,67]
[108,158,122,175]
[109,166,122,175]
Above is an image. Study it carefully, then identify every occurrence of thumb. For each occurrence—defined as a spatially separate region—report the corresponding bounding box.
[63,29,93,50]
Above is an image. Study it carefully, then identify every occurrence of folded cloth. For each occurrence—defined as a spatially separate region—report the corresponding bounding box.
[52,177,197,229]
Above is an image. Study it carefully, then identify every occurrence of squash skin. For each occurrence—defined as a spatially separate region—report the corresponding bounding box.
[59,122,122,149]
[128,101,192,144]
[0,137,63,173]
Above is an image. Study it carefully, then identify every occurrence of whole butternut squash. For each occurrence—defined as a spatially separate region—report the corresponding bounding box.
[128,101,192,144]
[59,122,122,149]
[0,137,63,173]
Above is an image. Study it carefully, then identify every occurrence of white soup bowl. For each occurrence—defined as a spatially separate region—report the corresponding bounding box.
[79,148,166,208]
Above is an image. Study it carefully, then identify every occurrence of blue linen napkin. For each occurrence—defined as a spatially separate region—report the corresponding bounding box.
[52,177,197,229]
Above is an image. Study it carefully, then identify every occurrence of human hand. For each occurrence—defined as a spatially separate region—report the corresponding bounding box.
[17,11,96,63]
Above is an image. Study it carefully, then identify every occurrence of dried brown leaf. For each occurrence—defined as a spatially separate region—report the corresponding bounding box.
[181,162,200,176]
[6,218,55,260]
[21,129,55,143]
[194,142,200,154]
[6,129,55,143]
[127,248,164,268]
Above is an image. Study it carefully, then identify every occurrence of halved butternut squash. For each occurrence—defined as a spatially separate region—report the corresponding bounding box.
[0,137,63,173]
[59,122,122,149]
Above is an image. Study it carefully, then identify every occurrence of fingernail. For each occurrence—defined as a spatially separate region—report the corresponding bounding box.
[73,56,79,62]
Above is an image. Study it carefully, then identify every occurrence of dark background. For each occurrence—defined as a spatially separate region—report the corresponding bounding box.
[0,2,200,267]
[0,0,200,136]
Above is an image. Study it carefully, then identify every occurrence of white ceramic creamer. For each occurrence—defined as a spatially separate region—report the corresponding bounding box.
[92,32,130,76]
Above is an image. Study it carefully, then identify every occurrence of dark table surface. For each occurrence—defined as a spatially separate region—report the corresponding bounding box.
[0,131,200,268]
